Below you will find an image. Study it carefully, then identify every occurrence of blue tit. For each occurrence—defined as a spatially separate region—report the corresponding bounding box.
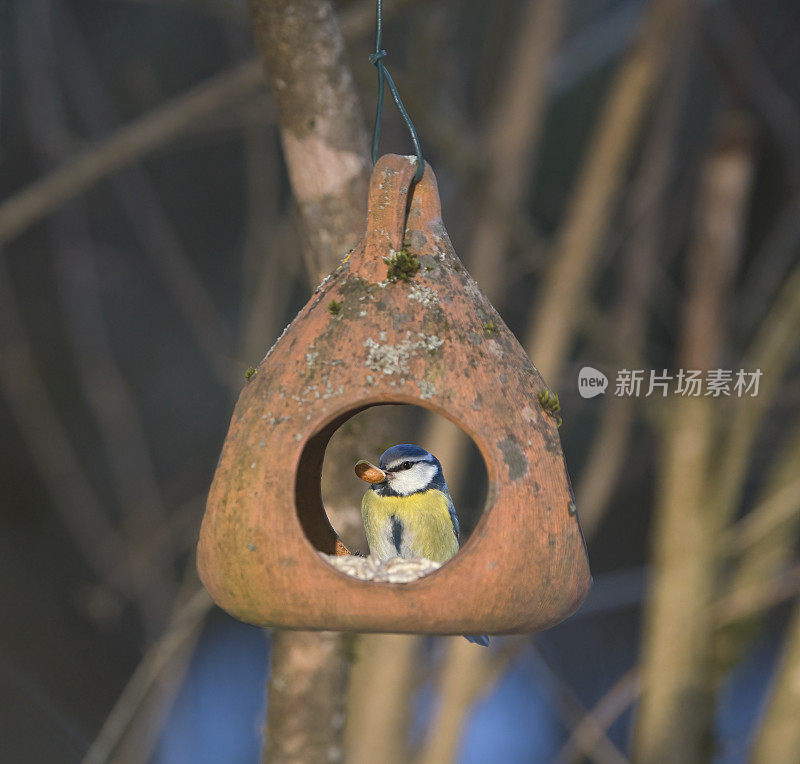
[355,444,490,647]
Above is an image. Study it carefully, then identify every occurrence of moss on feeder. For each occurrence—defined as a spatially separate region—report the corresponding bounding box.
[384,247,420,282]
[538,389,562,427]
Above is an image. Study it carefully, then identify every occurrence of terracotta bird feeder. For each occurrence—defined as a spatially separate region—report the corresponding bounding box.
[198,154,591,635]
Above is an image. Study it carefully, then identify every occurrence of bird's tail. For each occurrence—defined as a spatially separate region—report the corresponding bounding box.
[463,634,490,647]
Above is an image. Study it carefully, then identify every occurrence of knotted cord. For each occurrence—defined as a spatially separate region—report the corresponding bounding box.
[370,0,424,182]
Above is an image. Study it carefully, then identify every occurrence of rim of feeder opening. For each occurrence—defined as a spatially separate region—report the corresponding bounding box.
[197,154,591,636]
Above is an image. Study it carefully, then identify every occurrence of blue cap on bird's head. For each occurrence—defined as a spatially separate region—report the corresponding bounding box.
[379,444,439,471]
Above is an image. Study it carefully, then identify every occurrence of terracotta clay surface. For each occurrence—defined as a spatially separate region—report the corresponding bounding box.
[197,154,591,634]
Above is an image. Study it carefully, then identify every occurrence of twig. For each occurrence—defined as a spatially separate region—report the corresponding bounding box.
[105,568,211,763]
[526,646,630,764]
[418,0,565,501]
[0,0,400,253]
[18,0,177,629]
[54,2,237,388]
[714,562,800,627]
[550,559,800,764]
[236,112,304,369]
[749,600,800,762]
[554,559,800,764]
[0,258,160,617]
[714,420,800,675]
[738,191,800,335]
[82,589,213,764]
[723,475,800,556]
[0,60,263,249]
[555,668,640,764]
[345,635,422,764]
[524,0,692,386]
[413,638,587,763]
[576,24,695,535]
[546,559,800,764]
[415,639,507,764]
[710,254,800,537]
[633,114,756,764]
[548,0,640,94]
[706,2,800,186]
[466,0,565,305]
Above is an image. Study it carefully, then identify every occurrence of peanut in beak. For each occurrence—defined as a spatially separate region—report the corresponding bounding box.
[355,460,387,484]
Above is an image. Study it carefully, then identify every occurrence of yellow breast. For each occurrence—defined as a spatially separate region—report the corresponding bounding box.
[361,489,459,563]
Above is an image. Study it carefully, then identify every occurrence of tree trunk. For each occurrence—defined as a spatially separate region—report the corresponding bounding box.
[248,0,370,285]
[247,1,371,761]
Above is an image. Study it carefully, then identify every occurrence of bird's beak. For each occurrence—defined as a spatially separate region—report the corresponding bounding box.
[355,460,387,484]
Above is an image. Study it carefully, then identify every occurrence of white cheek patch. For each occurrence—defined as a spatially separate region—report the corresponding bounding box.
[390,462,437,496]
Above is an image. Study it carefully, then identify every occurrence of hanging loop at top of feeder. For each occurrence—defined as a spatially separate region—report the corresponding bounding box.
[361,154,437,267]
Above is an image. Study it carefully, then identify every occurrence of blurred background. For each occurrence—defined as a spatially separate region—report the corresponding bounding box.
[2,0,800,761]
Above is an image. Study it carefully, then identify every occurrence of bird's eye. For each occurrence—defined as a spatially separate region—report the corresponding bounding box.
[402,461,412,470]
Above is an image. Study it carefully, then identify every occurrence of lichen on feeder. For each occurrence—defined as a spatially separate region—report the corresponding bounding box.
[197,154,590,636]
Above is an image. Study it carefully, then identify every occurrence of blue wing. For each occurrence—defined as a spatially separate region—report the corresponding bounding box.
[442,483,459,544]
[441,483,488,646]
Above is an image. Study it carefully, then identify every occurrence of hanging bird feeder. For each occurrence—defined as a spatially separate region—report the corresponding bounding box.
[197,153,590,635]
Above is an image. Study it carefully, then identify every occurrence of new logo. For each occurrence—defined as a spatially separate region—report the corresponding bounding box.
[578,367,608,398]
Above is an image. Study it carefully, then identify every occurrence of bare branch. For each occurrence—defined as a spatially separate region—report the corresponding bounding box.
[0,61,263,249]
[467,0,565,305]
[0,259,162,616]
[723,474,800,557]
[706,3,800,185]
[345,635,421,764]
[750,601,800,762]
[415,640,508,764]
[527,646,630,764]
[576,26,695,535]
[633,114,755,764]
[0,0,395,255]
[19,0,177,624]
[555,668,640,764]
[714,562,800,627]
[525,0,693,385]
[420,0,565,508]
[82,589,213,764]
[710,254,800,531]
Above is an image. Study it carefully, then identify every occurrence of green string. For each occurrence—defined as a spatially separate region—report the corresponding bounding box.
[369,0,424,182]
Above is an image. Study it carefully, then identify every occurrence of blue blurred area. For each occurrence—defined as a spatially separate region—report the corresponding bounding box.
[153,595,787,763]
[154,608,785,763]
[458,651,560,764]
[155,610,268,764]
[715,620,785,764]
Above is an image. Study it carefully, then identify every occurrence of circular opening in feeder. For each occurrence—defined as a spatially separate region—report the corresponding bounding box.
[296,403,488,583]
